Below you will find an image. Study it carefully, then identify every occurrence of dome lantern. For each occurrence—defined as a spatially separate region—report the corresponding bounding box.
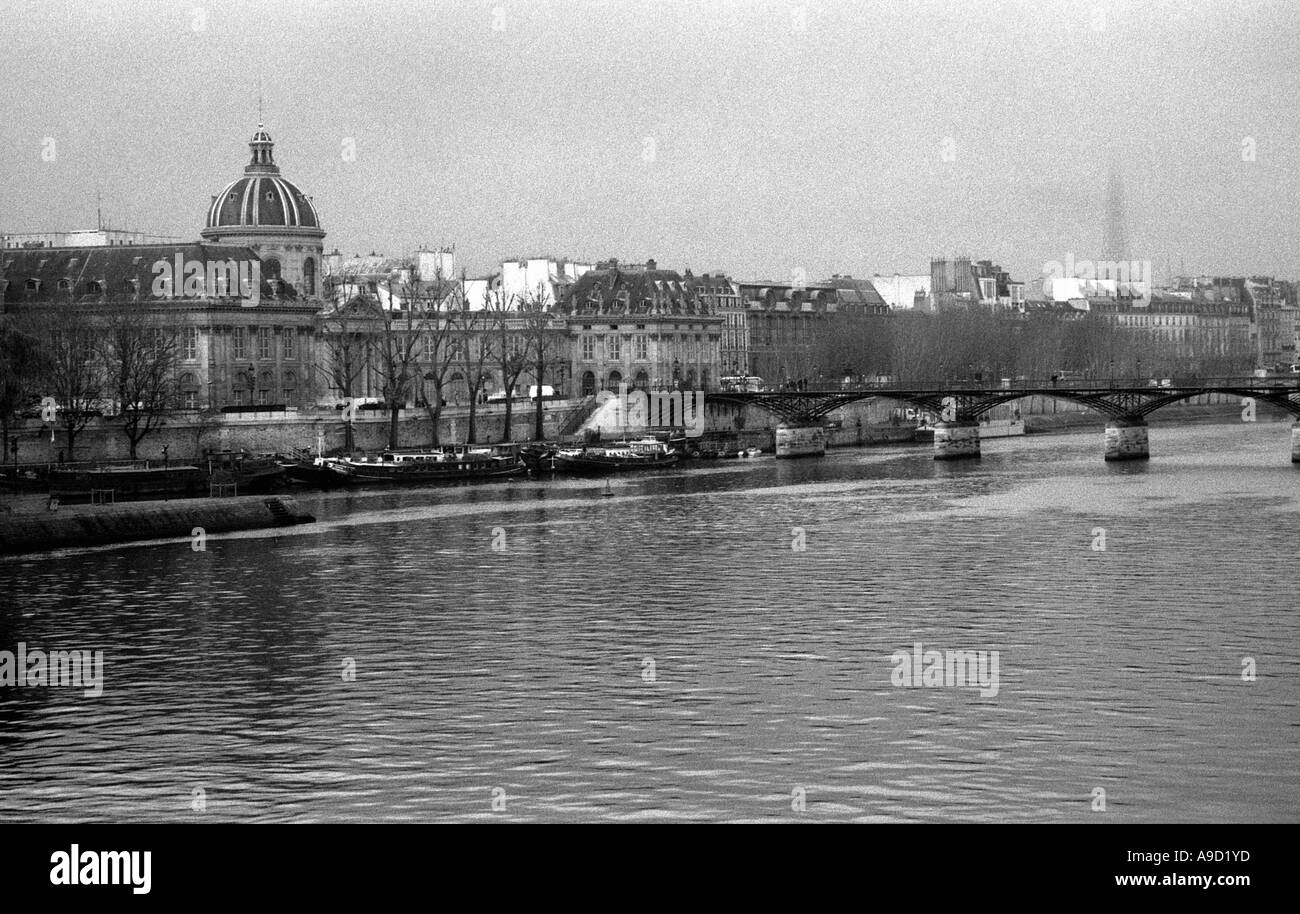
[247,124,277,173]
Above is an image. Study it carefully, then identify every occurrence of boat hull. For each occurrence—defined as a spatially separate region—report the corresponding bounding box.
[49,466,208,502]
[551,453,679,475]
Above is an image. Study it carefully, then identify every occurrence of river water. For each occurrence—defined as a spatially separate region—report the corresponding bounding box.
[1,421,1297,822]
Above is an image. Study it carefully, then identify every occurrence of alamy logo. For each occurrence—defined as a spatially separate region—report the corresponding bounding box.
[1041,254,1151,294]
[890,642,1000,697]
[50,845,150,894]
[596,383,705,438]
[151,254,260,305]
[0,642,104,697]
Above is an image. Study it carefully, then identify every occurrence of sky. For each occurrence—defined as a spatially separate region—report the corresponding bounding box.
[1,0,1297,284]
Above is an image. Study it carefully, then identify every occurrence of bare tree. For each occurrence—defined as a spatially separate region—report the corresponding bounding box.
[486,286,531,441]
[416,275,459,447]
[518,283,561,441]
[0,313,48,463]
[41,307,104,460]
[456,284,495,444]
[318,272,373,452]
[101,306,178,459]
[374,272,433,450]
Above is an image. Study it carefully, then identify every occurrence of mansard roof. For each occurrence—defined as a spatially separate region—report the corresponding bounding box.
[1,242,292,304]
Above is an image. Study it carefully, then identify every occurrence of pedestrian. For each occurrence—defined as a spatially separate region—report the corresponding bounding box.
[57,449,64,466]
[162,444,170,468]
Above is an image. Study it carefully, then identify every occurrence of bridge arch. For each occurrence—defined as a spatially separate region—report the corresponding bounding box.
[709,385,1300,425]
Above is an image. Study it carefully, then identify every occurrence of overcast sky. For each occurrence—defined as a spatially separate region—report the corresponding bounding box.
[2,0,1296,284]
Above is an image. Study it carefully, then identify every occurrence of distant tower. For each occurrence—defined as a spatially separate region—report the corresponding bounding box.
[1102,169,1128,264]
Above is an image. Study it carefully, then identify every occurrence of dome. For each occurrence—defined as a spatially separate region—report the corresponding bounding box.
[204,124,321,231]
[206,174,320,229]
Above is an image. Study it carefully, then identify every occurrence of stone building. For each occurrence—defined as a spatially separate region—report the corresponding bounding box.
[2,123,327,410]
[561,260,724,395]
[1,242,319,409]
[733,276,889,386]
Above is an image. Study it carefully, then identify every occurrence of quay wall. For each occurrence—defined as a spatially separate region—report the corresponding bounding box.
[0,495,315,555]
[4,401,590,464]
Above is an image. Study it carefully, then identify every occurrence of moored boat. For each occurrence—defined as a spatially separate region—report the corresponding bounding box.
[280,455,355,488]
[205,450,286,492]
[49,464,208,502]
[338,447,525,484]
[551,437,680,475]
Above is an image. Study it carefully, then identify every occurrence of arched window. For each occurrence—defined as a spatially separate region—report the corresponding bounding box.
[606,370,622,391]
[634,370,649,390]
[302,257,316,296]
[580,370,596,397]
[262,258,281,280]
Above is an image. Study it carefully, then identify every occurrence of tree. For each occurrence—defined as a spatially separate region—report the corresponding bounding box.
[415,273,459,447]
[101,307,178,459]
[456,285,495,444]
[318,271,375,453]
[41,307,104,460]
[519,283,561,441]
[0,313,47,463]
[374,273,433,450]
[486,286,532,442]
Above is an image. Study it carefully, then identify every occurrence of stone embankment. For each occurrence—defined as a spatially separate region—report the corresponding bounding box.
[0,495,315,555]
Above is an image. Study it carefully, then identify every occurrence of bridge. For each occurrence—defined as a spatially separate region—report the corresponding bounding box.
[709,377,1300,462]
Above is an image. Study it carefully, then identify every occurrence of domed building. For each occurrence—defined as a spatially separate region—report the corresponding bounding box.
[201,124,325,298]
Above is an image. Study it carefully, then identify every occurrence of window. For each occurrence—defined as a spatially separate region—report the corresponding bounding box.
[256,388,270,406]
[258,326,272,359]
[57,278,71,292]
[183,327,197,360]
[232,326,246,360]
[607,334,621,361]
[233,388,246,406]
[635,334,648,360]
[184,391,197,410]
[86,281,102,294]
[581,335,595,361]
[303,258,316,296]
[282,329,295,359]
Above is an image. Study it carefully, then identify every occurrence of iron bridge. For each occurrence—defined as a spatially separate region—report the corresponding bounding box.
[708,379,1300,425]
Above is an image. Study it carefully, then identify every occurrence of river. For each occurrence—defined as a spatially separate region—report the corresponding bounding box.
[1,421,1297,822]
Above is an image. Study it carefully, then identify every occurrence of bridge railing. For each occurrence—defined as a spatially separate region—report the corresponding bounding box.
[773,376,1297,393]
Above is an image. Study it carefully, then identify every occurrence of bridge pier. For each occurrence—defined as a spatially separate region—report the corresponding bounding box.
[1291,423,1300,463]
[1104,416,1149,461]
[934,420,980,460]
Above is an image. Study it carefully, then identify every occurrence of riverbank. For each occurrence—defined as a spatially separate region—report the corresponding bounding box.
[0,494,315,555]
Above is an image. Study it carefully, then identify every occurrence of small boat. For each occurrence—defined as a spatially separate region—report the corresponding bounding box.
[280,455,355,489]
[337,447,525,484]
[738,447,762,458]
[520,443,562,475]
[49,464,208,502]
[551,437,680,475]
[205,450,286,493]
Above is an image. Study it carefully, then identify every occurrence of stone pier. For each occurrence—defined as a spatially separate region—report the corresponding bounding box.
[1292,422,1300,463]
[1104,416,1150,461]
[934,420,980,460]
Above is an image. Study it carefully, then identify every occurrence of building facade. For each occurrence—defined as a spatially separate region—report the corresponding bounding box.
[561,260,724,395]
